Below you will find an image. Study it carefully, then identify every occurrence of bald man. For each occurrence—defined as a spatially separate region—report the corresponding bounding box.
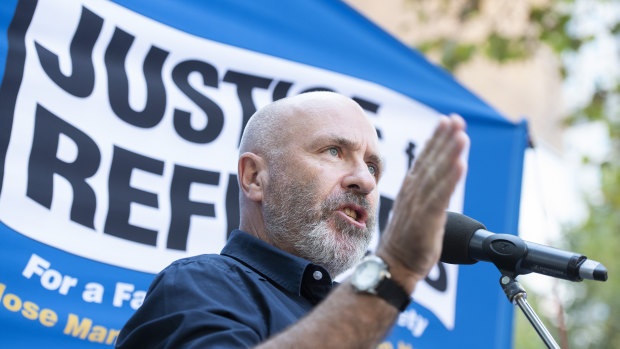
[116,92,468,348]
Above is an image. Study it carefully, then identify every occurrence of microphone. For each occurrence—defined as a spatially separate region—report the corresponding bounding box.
[440,212,608,282]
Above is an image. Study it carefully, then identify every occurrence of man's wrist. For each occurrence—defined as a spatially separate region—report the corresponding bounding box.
[374,251,421,295]
[350,255,412,312]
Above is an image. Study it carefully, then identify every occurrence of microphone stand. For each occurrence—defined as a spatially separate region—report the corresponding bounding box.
[499,273,560,349]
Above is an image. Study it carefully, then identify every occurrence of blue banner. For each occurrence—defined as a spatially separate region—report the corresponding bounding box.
[0,0,527,347]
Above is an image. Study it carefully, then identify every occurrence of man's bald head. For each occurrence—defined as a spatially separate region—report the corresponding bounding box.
[239,91,368,164]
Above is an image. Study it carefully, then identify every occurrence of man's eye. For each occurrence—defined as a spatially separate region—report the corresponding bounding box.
[368,164,376,176]
[328,147,338,156]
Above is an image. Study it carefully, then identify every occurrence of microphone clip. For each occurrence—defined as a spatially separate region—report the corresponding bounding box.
[480,234,528,278]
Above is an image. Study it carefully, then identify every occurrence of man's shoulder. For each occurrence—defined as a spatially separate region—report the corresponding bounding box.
[146,253,254,296]
[169,253,227,266]
[164,253,243,275]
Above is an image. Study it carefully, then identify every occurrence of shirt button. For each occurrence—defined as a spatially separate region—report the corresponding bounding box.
[312,270,323,280]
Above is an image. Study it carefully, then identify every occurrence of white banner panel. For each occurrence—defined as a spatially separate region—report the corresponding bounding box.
[0,0,467,332]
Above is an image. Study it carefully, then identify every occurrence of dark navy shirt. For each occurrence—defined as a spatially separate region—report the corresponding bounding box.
[116,230,335,348]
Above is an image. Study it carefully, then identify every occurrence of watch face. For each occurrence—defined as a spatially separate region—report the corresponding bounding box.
[353,259,383,290]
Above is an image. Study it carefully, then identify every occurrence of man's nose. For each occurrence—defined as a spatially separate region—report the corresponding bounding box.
[342,161,376,194]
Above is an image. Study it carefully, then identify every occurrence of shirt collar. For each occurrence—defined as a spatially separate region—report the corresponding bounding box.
[221,230,333,301]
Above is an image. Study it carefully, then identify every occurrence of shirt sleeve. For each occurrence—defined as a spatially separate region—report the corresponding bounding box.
[115,258,266,349]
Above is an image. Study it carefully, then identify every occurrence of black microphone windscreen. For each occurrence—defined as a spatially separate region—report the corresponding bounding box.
[441,212,486,265]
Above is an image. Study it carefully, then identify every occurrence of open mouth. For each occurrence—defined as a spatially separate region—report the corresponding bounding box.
[343,207,358,221]
[338,205,368,228]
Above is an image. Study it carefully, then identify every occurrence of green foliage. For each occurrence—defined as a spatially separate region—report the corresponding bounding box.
[458,0,480,21]
[416,39,477,71]
[484,32,530,63]
[564,88,610,125]
[406,0,619,348]
[562,80,620,348]
[409,0,589,72]
[531,6,585,53]
[563,192,620,348]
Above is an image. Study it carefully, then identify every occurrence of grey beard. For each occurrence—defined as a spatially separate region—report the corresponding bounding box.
[291,218,371,277]
[263,174,375,277]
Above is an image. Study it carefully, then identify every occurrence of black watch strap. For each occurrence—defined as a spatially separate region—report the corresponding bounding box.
[376,277,411,312]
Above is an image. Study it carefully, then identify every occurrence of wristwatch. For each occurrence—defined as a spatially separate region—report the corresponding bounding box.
[350,255,411,312]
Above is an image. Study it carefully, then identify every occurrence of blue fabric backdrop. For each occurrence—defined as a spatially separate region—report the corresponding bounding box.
[0,0,527,347]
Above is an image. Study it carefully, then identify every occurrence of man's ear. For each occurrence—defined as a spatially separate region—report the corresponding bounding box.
[238,152,267,202]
